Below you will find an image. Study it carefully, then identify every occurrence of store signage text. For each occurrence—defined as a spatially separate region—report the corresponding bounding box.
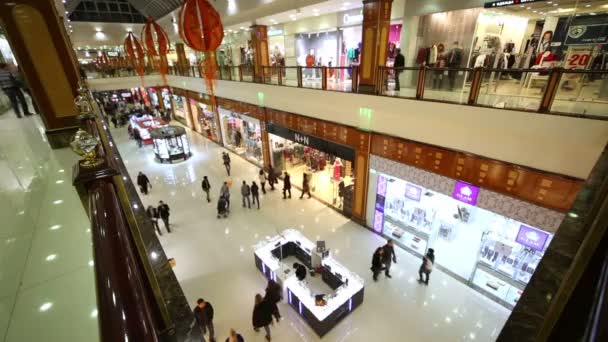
[516,225,550,251]
[452,181,480,206]
[294,133,310,146]
[565,24,608,45]
[484,0,541,8]
[342,9,363,25]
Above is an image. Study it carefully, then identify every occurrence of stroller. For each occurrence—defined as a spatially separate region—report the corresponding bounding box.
[217,196,228,218]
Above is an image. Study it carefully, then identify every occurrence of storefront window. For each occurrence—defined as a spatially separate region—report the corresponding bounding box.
[198,102,220,142]
[172,95,191,127]
[268,126,355,215]
[373,171,553,307]
[161,88,171,110]
[219,108,263,166]
[148,88,159,108]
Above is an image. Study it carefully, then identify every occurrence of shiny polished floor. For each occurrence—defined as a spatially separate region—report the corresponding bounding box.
[0,110,98,342]
[115,121,510,342]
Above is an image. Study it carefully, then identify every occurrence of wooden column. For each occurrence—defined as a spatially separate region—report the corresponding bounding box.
[352,132,372,223]
[155,87,164,110]
[260,108,272,171]
[175,43,188,75]
[250,25,270,83]
[358,0,393,94]
[0,0,81,147]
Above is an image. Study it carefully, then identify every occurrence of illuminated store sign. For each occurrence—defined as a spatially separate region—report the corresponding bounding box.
[452,181,480,206]
[341,9,363,26]
[484,0,541,8]
[516,225,550,251]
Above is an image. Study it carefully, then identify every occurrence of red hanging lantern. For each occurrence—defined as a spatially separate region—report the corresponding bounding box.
[178,0,225,105]
[124,32,146,81]
[141,17,170,84]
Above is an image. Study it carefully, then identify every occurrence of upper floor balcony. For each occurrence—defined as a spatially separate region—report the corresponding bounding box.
[84,63,608,118]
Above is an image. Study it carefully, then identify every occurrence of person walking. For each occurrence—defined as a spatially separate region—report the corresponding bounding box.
[267,168,277,191]
[201,176,212,203]
[225,329,244,342]
[0,62,32,118]
[264,279,282,322]
[382,239,397,278]
[217,195,228,218]
[146,205,161,235]
[371,247,385,282]
[252,294,273,341]
[418,248,435,285]
[222,152,231,176]
[133,127,143,148]
[393,48,405,91]
[137,171,152,195]
[157,201,171,233]
[220,181,231,210]
[241,181,251,209]
[258,169,267,194]
[299,173,312,199]
[251,181,260,209]
[282,172,291,199]
[193,298,215,342]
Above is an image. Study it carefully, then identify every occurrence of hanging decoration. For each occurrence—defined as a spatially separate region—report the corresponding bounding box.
[141,17,170,84]
[178,0,224,106]
[123,32,146,83]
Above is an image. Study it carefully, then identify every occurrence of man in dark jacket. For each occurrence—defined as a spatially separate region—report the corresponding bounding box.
[133,128,142,147]
[293,262,306,281]
[241,180,251,209]
[267,167,277,191]
[157,201,171,233]
[371,247,385,282]
[222,152,231,176]
[394,48,405,91]
[299,173,312,199]
[282,172,291,199]
[202,176,211,202]
[251,181,260,209]
[0,62,32,118]
[193,298,215,342]
[264,280,282,322]
[137,171,151,195]
[382,239,397,278]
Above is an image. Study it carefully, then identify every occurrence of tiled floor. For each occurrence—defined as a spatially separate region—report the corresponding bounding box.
[0,110,98,342]
[114,121,510,342]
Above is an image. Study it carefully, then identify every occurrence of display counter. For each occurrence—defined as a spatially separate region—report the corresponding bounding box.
[253,229,364,337]
[150,126,191,163]
[130,114,168,145]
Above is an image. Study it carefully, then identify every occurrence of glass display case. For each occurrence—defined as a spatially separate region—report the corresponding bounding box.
[151,126,192,163]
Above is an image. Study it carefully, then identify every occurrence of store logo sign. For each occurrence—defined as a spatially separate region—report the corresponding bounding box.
[294,133,310,146]
[516,225,550,251]
[568,26,587,39]
[342,10,363,25]
[405,184,422,202]
[452,181,480,206]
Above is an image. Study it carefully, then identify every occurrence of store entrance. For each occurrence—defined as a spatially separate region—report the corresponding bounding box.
[267,125,355,216]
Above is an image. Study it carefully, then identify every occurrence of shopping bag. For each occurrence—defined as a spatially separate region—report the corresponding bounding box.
[227,179,233,188]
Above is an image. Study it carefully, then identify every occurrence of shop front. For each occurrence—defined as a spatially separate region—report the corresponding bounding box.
[187,92,221,143]
[267,123,355,216]
[218,107,264,167]
[364,134,580,308]
[170,91,193,127]
[147,86,171,110]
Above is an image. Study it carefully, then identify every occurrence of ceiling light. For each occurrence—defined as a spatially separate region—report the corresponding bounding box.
[520,5,524,7]
[344,1,351,5]
[46,254,57,261]
[589,12,597,15]
[585,4,591,7]
[533,10,538,13]
[526,7,531,9]
[567,212,579,218]
[313,8,319,12]
[292,17,297,21]
[547,1,552,3]
[39,302,53,312]
[314,13,320,16]
[49,225,61,230]
[553,3,558,6]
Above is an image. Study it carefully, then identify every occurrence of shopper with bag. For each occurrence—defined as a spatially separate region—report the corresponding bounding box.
[371,247,385,282]
[201,176,212,203]
[137,171,152,195]
[241,181,251,208]
[418,248,435,285]
[252,294,273,341]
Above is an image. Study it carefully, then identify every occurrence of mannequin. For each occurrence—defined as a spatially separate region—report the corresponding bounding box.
[333,158,343,181]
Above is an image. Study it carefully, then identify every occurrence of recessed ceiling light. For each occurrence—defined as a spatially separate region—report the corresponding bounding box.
[547,1,552,3]
[553,3,558,6]
[46,254,57,261]
[533,10,538,13]
[520,5,524,7]
[292,17,297,21]
[585,4,591,7]
[590,12,597,15]
[314,13,320,16]
[39,302,53,312]
[568,212,579,218]
[49,224,61,230]
[239,26,244,29]
[526,7,531,9]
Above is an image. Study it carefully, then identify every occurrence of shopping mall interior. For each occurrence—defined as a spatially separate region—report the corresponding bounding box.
[0,0,607,341]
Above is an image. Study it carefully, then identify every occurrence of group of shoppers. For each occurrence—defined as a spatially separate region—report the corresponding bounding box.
[371,240,435,285]
[191,279,281,342]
